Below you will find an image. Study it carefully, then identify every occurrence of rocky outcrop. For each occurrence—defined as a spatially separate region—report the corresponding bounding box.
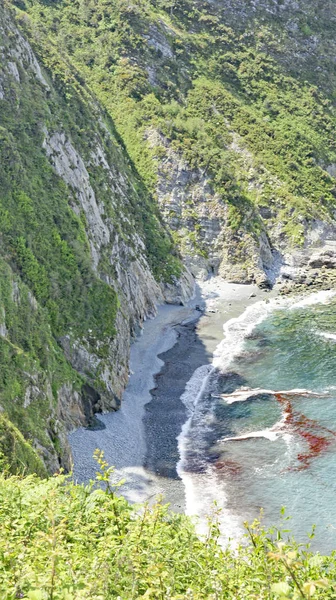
[0,7,49,91]
[280,240,336,285]
[147,118,336,288]
[148,129,276,286]
[43,130,111,271]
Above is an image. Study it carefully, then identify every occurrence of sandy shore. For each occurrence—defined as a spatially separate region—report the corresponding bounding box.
[69,279,276,508]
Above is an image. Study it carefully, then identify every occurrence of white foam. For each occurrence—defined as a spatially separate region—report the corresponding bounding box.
[177,295,286,543]
[223,429,280,442]
[177,287,336,546]
[290,289,336,309]
[179,364,211,413]
[177,467,243,544]
[317,331,336,342]
[219,387,327,404]
[213,298,285,373]
[219,406,295,444]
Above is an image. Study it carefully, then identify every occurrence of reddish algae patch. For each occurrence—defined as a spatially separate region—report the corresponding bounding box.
[274,393,336,470]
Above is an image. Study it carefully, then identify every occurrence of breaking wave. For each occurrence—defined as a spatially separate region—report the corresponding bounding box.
[218,387,326,405]
[317,331,336,342]
[176,288,336,545]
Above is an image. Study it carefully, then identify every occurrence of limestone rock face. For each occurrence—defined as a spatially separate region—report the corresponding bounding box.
[43,131,111,271]
[149,130,276,285]
[0,6,193,473]
[161,269,195,305]
[42,126,194,411]
[279,239,336,291]
[145,24,174,59]
[148,120,336,287]
[42,127,167,406]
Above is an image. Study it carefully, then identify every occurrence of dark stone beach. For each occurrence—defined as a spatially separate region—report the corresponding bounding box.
[69,280,272,509]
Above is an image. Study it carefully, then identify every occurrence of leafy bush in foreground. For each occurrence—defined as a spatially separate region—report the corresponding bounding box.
[0,452,335,599]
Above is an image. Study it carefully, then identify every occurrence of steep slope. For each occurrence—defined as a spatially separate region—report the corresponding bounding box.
[8,0,336,286]
[0,3,193,472]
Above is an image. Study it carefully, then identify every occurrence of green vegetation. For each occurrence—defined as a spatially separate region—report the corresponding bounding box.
[0,254,85,469]
[165,76,335,242]
[9,0,336,258]
[0,0,183,468]
[0,452,334,599]
[0,415,47,477]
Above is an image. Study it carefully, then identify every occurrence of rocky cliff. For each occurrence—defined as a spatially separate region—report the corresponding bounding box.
[10,0,336,287]
[0,3,193,473]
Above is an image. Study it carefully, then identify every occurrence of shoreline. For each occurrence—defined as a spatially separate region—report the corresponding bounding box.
[69,301,195,501]
[142,280,277,510]
[69,279,276,508]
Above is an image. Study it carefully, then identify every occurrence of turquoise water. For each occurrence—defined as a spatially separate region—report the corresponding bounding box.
[193,298,336,552]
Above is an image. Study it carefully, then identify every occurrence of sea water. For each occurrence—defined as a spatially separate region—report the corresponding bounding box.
[177,291,336,553]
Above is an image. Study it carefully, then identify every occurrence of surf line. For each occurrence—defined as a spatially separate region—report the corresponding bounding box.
[218,387,327,405]
[175,288,336,544]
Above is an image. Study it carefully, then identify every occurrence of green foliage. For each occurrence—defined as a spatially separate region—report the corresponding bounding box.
[161,75,336,242]
[0,0,185,464]
[0,106,119,345]
[0,256,82,461]
[11,0,336,259]
[15,237,50,302]
[4,0,182,284]
[0,454,335,599]
[0,414,47,477]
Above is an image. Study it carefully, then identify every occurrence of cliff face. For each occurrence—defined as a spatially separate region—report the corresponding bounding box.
[0,4,193,472]
[1,0,336,472]
[146,0,336,284]
[148,129,275,286]
[10,0,335,287]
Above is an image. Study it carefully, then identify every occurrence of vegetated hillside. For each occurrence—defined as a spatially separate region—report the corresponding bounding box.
[8,0,336,286]
[0,453,335,599]
[0,2,192,474]
[1,0,335,471]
